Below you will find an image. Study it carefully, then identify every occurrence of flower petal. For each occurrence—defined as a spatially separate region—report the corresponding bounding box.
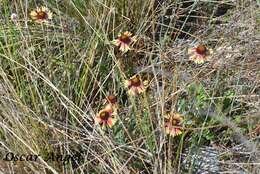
[120,43,129,52]
[107,118,113,127]
[187,48,195,54]
[103,104,113,114]
[112,39,121,46]
[94,116,102,124]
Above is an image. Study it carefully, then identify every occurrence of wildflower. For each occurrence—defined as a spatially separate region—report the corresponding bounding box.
[112,31,136,53]
[164,113,183,137]
[95,104,117,128]
[106,95,119,110]
[188,44,213,64]
[10,13,18,22]
[30,6,52,23]
[106,95,117,105]
[124,75,146,95]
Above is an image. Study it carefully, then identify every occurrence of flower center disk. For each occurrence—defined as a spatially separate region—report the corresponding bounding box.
[119,35,131,44]
[100,111,110,121]
[107,95,117,104]
[130,76,141,87]
[196,45,207,55]
[37,11,48,20]
[172,119,179,125]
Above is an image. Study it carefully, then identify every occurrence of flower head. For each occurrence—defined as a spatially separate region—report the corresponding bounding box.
[10,13,18,22]
[106,95,119,110]
[107,95,117,105]
[164,113,183,137]
[30,6,52,23]
[188,44,213,64]
[124,75,145,96]
[112,31,136,53]
[95,104,117,128]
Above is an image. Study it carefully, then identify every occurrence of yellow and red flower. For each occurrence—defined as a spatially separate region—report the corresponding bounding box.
[95,104,117,128]
[112,31,136,53]
[188,44,213,64]
[30,6,52,23]
[124,75,146,96]
[164,113,183,137]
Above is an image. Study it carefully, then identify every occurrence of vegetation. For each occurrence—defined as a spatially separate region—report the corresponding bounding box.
[0,0,259,173]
